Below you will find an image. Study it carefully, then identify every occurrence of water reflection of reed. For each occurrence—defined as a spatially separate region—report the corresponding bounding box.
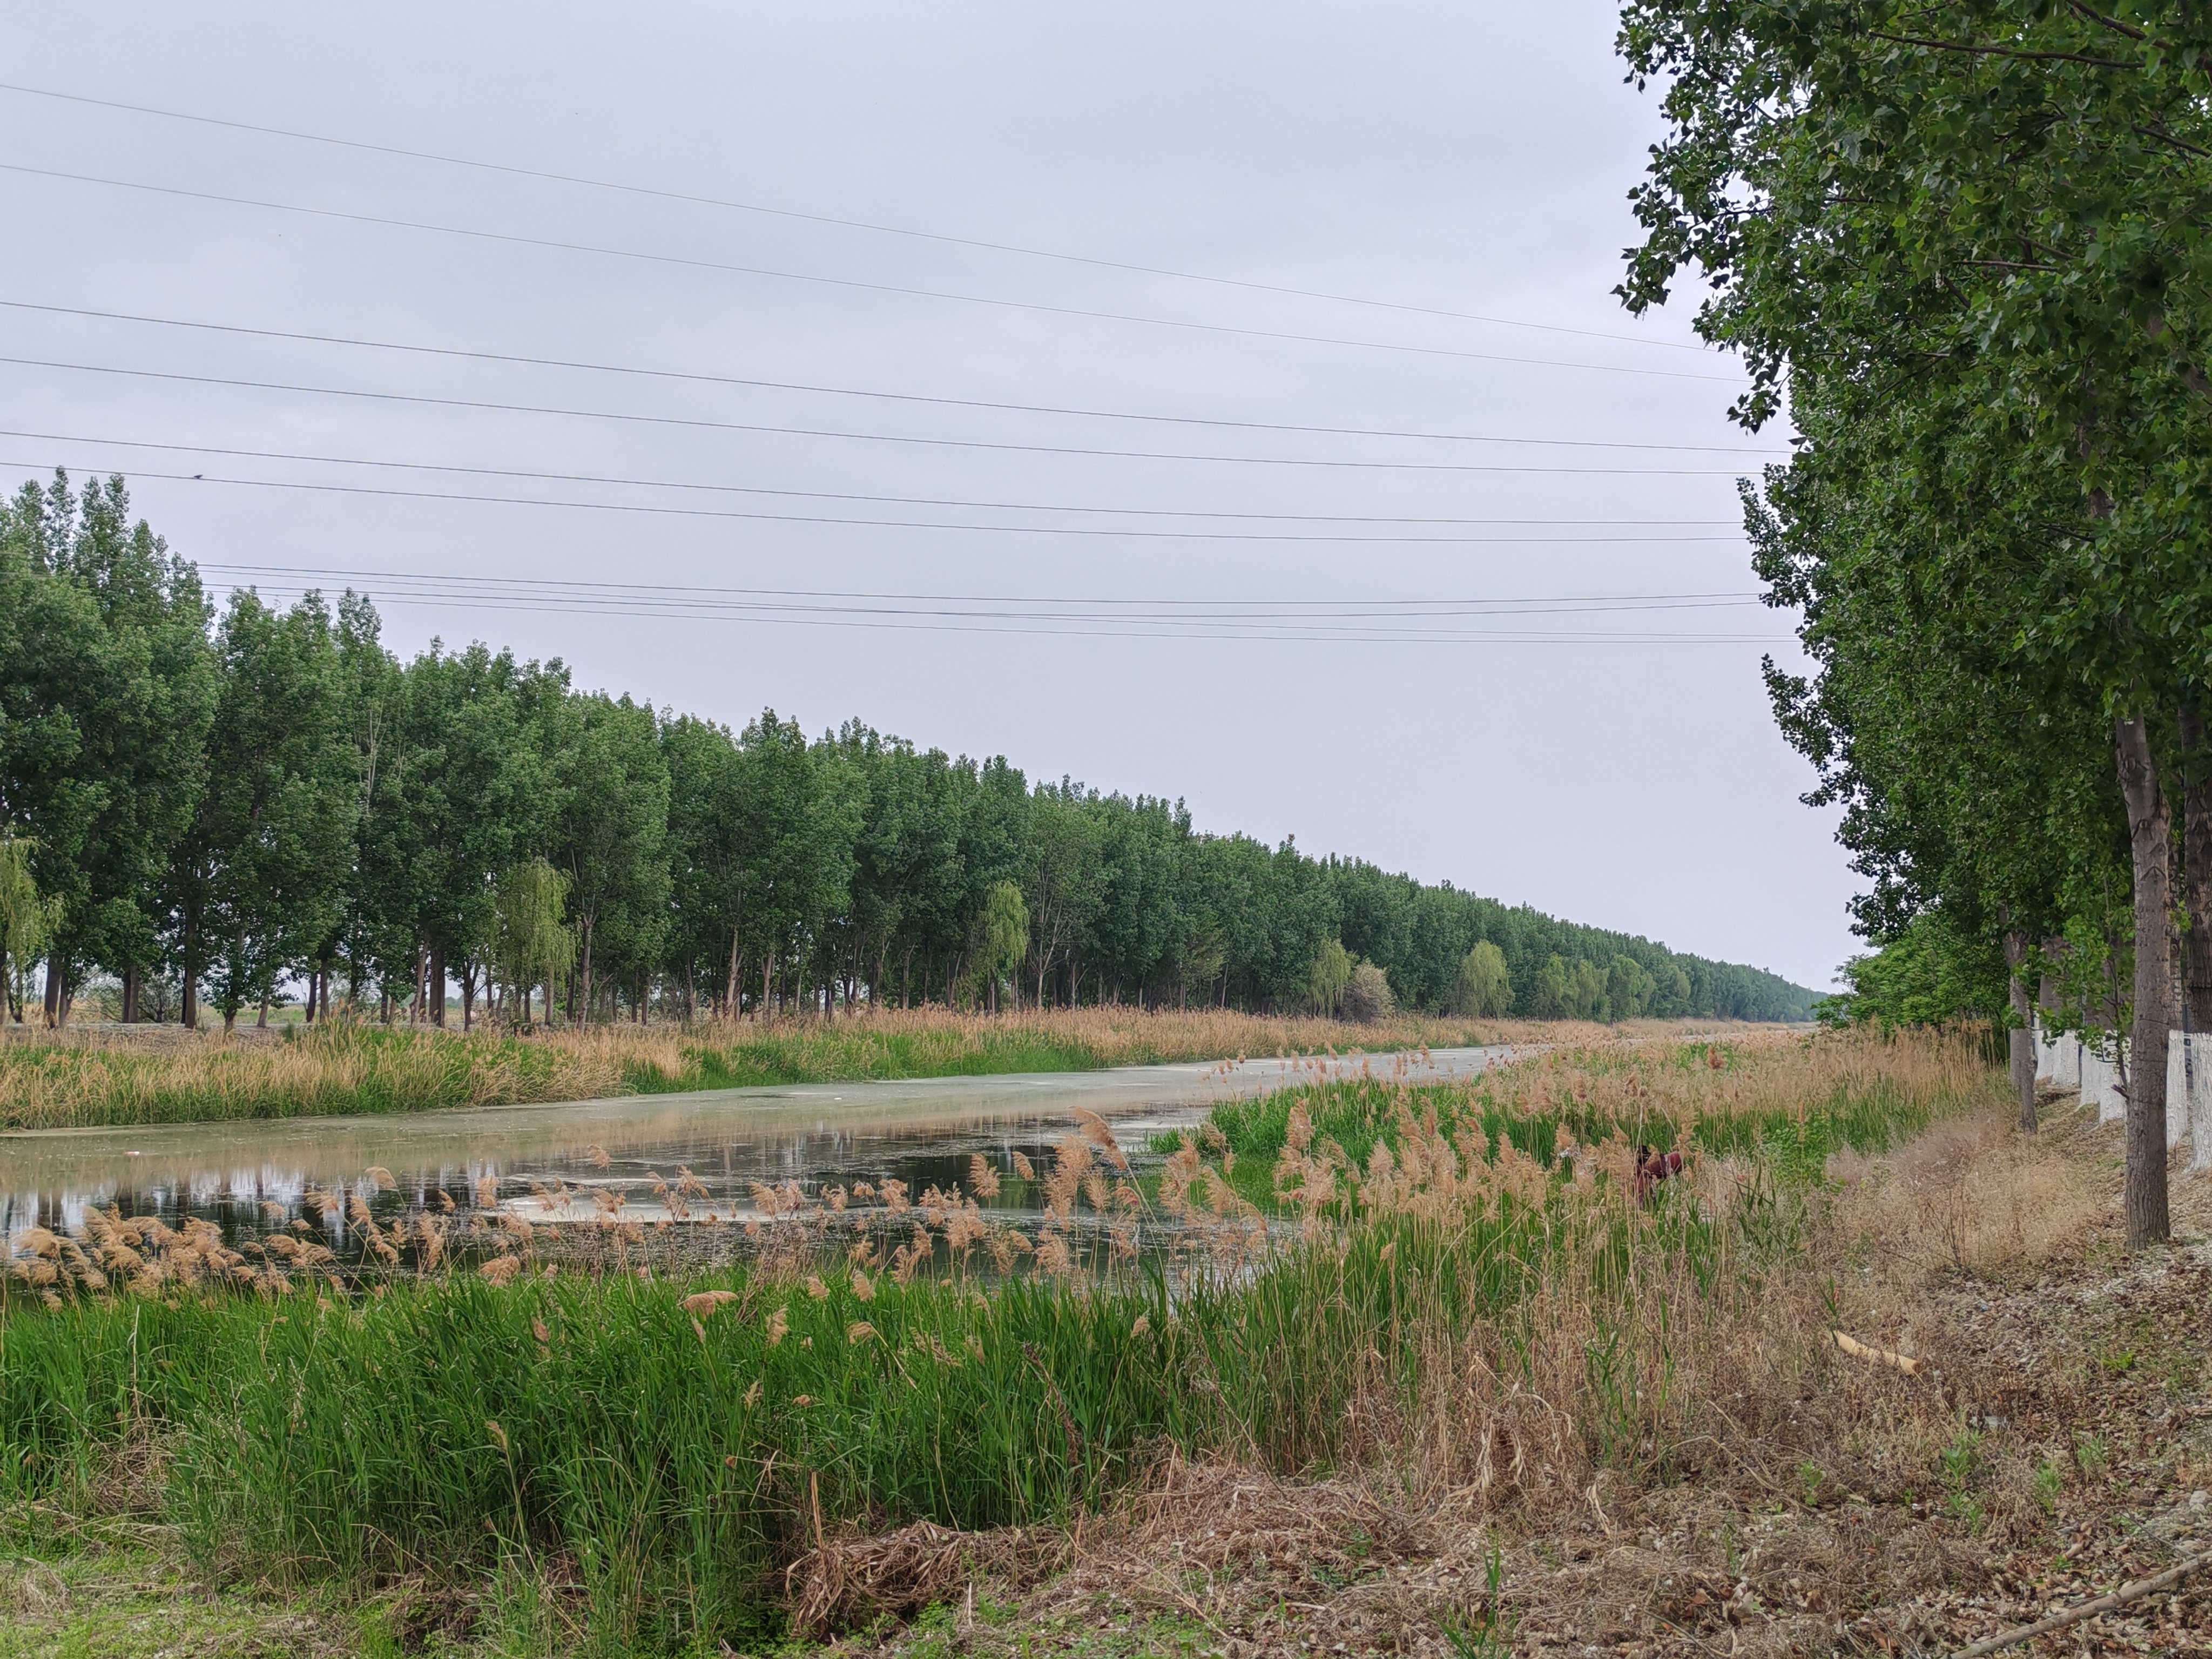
[5,1105,1285,1305]
[1,1049,1480,1251]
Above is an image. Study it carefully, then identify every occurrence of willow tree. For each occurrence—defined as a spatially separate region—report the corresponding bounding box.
[1452,940,1510,1017]
[0,832,58,1024]
[976,879,1028,1013]
[492,859,573,1028]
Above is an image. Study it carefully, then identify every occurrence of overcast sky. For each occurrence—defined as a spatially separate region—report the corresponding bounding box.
[0,1,1860,990]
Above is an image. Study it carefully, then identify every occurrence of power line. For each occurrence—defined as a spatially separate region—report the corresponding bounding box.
[198,561,1766,615]
[0,299,1785,457]
[0,457,1749,544]
[201,570,1785,646]
[0,80,1719,355]
[228,591,1789,645]
[0,358,1764,477]
[3,429,1744,530]
[0,161,1745,383]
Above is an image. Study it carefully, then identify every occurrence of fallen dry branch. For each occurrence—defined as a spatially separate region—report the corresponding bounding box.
[787,1519,1060,1637]
[1951,1548,2212,1658]
[1831,1328,1924,1377]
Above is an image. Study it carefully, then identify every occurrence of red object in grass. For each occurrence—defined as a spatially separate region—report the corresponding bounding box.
[1633,1146,1683,1203]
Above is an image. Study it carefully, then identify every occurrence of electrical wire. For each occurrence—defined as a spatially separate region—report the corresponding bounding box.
[203,573,1787,646]
[228,595,1788,644]
[0,457,1748,543]
[0,80,1721,355]
[197,561,1766,616]
[0,160,1745,383]
[0,358,1764,477]
[0,299,1784,457]
[1,428,1744,529]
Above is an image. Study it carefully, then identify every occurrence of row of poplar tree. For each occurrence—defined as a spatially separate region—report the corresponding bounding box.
[1614,3,2212,1245]
[0,471,1811,1030]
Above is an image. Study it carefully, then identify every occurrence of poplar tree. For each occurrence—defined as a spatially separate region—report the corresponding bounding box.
[0,474,214,1022]
[1618,1,2212,1243]
[187,592,360,1029]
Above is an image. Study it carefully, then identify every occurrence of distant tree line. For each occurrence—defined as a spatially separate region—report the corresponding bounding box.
[0,473,1812,1029]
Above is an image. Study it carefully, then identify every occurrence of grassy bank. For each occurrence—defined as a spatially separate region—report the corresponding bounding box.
[1182,1026,1993,1207]
[0,1004,1637,1131]
[0,1028,2005,1654]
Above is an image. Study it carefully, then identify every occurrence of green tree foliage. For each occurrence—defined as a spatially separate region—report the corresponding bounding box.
[186,592,361,1030]
[490,859,574,1028]
[1818,913,2009,1033]
[350,642,541,1026]
[0,471,1816,1029]
[1451,940,1510,1017]
[1616,1,2212,1241]
[1607,955,1655,1022]
[975,880,1028,1011]
[1307,938,1354,1017]
[0,474,214,1023]
[0,830,60,1024]
[549,692,670,1021]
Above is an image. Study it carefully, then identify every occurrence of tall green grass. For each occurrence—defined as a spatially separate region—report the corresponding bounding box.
[0,1179,1739,1651]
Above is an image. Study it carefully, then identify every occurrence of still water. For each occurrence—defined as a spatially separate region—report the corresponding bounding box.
[1,1047,1509,1247]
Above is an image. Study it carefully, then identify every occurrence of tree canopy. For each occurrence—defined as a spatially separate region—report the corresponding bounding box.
[0,471,1815,1030]
[1617,0,2212,1243]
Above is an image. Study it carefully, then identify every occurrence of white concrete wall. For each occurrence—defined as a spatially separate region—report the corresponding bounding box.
[2040,1024,2212,1161]
[2171,1031,2212,1164]
[2034,1019,2082,1087]
[2081,1044,2126,1121]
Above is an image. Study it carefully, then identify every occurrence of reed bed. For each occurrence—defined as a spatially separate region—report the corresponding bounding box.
[1188,1024,2002,1205]
[0,1027,1991,1654]
[0,1005,1629,1131]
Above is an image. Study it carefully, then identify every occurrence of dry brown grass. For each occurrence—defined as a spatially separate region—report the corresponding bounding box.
[0,1002,1768,1130]
[1827,1105,2103,1277]
[802,1091,2195,1658]
[1473,1020,2001,1131]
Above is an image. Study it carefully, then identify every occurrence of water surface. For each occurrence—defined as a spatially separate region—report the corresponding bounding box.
[2,1046,1508,1247]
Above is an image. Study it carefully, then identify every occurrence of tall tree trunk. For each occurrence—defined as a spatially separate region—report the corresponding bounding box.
[181,916,200,1029]
[2183,703,2212,1032]
[121,964,140,1024]
[725,922,743,1021]
[461,961,475,1031]
[578,923,594,1026]
[2115,714,2173,1249]
[43,954,64,1029]
[2004,929,2036,1132]
[761,952,774,1023]
[430,946,447,1028]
